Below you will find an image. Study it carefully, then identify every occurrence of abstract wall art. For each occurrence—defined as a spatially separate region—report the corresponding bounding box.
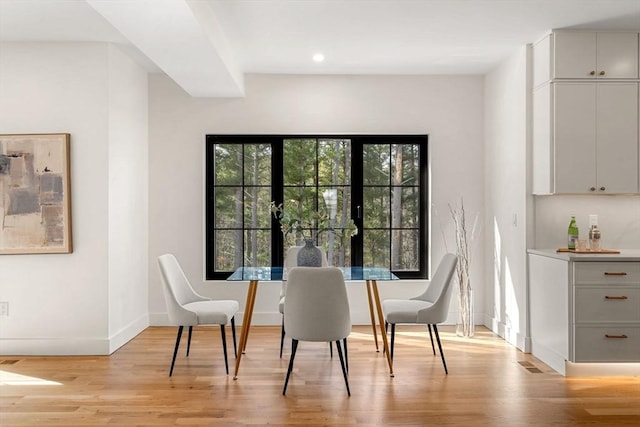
[0,134,72,254]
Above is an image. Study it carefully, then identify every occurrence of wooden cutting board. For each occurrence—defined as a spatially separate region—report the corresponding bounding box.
[556,248,620,254]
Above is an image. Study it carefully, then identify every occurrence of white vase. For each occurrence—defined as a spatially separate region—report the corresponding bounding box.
[296,239,322,267]
[456,288,474,338]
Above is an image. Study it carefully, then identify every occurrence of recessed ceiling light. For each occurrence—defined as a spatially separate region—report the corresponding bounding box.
[313,53,325,62]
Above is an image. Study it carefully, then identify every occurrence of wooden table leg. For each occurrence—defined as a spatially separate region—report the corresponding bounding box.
[233,280,258,380]
[241,281,258,354]
[371,280,394,377]
[365,280,380,352]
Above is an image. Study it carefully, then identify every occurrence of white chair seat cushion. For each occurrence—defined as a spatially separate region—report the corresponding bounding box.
[279,296,285,314]
[183,300,239,325]
[383,299,433,324]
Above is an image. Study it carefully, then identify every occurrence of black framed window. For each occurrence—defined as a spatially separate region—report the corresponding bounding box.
[206,135,428,280]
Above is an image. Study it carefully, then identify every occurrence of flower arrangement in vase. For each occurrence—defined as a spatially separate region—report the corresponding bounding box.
[270,200,358,266]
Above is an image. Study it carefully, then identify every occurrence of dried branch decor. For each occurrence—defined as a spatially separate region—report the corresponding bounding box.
[441,198,478,337]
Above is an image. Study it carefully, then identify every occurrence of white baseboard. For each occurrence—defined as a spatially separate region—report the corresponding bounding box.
[0,314,149,356]
[565,362,640,377]
[487,315,529,352]
[0,338,110,355]
[531,339,567,375]
[108,313,149,354]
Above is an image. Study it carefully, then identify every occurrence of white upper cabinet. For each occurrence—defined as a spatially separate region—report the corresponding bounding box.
[553,31,638,79]
[553,82,638,194]
[533,29,640,195]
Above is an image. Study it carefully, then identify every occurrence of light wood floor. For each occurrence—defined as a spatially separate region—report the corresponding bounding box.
[1,325,639,426]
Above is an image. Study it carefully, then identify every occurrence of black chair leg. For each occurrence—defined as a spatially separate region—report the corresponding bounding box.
[335,340,351,396]
[283,339,299,395]
[169,326,183,377]
[279,317,285,358]
[432,324,448,374]
[343,338,348,372]
[330,342,333,358]
[186,326,193,356]
[390,323,396,361]
[231,316,237,358]
[220,324,229,375]
[427,324,436,355]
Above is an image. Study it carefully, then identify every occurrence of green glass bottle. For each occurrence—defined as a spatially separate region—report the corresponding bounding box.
[567,216,579,250]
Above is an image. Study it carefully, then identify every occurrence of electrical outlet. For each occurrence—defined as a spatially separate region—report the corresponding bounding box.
[0,301,8,317]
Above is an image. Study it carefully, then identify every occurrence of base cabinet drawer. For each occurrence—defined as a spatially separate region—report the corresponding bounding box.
[574,326,640,362]
[574,287,640,322]
[574,262,640,285]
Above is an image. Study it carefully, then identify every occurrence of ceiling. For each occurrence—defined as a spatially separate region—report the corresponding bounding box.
[1,0,640,97]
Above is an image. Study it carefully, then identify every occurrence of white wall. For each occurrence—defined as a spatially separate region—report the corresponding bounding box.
[0,42,149,355]
[106,45,150,352]
[148,73,486,326]
[484,47,531,351]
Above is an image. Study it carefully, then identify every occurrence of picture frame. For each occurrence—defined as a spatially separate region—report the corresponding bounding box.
[0,133,72,254]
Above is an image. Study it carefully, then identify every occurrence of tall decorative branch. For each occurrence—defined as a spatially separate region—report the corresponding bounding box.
[447,198,478,337]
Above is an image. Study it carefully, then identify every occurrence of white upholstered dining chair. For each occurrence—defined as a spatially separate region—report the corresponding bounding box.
[279,245,328,357]
[158,253,239,376]
[282,266,351,396]
[382,253,457,374]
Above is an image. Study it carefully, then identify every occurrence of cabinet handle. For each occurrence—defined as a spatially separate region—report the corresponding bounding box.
[605,334,628,339]
[599,186,605,191]
[604,272,628,276]
[605,295,628,300]
[589,70,596,76]
[599,70,606,76]
[589,187,596,191]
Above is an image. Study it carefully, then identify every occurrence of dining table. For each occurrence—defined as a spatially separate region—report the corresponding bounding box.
[226,266,399,379]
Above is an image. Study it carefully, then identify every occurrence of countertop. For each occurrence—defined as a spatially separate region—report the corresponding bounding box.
[528,248,640,262]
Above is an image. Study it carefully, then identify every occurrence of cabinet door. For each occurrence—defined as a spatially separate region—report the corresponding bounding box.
[597,83,639,193]
[554,83,597,193]
[596,33,638,79]
[554,31,596,78]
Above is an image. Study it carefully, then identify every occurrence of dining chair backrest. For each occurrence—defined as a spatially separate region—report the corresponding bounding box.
[412,253,457,323]
[284,266,351,343]
[282,245,329,296]
[158,253,205,325]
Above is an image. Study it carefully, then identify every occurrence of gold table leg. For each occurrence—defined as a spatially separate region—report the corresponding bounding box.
[233,280,258,380]
[365,280,380,352]
[371,279,394,377]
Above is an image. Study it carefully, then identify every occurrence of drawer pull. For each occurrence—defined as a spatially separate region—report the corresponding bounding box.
[605,334,628,339]
[604,272,627,276]
[605,295,628,300]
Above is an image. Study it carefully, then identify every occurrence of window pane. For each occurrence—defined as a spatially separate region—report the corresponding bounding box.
[363,144,390,185]
[363,187,390,228]
[391,230,420,271]
[363,229,390,268]
[391,144,420,185]
[318,139,351,186]
[244,187,272,228]
[244,229,271,266]
[215,186,242,228]
[214,230,243,271]
[243,144,271,185]
[283,187,318,216]
[317,232,353,267]
[399,187,419,228]
[284,139,316,185]
[214,144,242,185]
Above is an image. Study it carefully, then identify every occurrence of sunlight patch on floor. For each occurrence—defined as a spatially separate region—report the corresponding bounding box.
[0,369,62,386]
